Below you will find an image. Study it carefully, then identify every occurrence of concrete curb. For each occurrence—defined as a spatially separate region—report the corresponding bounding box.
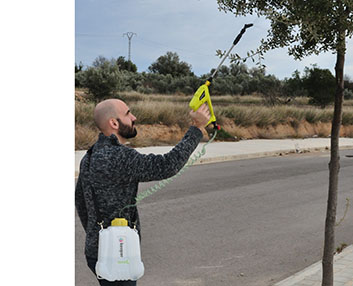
[274,245,353,286]
[193,145,353,166]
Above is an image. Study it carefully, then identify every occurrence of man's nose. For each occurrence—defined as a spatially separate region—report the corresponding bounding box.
[131,113,137,121]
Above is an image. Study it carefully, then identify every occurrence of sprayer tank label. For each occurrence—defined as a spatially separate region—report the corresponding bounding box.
[118,236,126,258]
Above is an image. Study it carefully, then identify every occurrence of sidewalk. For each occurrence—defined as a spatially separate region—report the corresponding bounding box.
[274,245,353,286]
[75,137,353,176]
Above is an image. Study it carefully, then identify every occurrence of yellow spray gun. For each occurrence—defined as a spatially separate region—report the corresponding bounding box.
[189,23,253,130]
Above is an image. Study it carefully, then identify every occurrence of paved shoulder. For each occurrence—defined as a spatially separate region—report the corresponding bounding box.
[275,245,353,286]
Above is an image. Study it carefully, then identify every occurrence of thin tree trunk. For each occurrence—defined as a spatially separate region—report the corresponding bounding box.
[321,36,345,286]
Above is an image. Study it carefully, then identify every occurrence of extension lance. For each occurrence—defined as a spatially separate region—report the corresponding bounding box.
[118,23,254,215]
[189,23,253,130]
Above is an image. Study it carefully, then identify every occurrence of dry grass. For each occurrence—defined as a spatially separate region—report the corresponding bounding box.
[75,101,98,150]
[112,91,353,107]
[76,97,353,128]
[130,101,191,128]
[75,101,95,127]
[219,105,338,127]
[77,89,353,106]
[113,91,266,106]
[75,91,353,149]
[75,124,99,150]
[220,120,353,140]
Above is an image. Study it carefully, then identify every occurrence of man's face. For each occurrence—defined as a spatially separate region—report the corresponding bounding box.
[116,103,137,139]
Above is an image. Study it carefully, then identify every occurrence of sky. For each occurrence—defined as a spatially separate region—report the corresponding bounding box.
[76,0,353,79]
[0,2,352,284]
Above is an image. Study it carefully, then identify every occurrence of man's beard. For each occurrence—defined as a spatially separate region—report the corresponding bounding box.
[117,119,137,139]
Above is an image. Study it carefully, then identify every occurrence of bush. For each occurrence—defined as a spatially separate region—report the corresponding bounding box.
[283,70,307,98]
[136,86,154,94]
[148,51,194,77]
[120,71,144,91]
[75,71,86,88]
[344,89,353,100]
[116,56,137,72]
[215,128,236,141]
[303,67,335,108]
[171,75,200,95]
[84,57,122,100]
[342,110,353,125]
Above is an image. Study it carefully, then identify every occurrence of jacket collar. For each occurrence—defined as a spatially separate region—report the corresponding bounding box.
[98,133,120,146]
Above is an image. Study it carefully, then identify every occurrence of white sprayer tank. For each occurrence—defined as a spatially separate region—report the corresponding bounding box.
[96,218,144,281]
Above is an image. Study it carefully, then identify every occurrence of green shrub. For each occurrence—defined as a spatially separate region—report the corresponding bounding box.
[282,70,307,98]
[84,57,122,100]
[148,51,194,77]
[215,128,236,141]
[342,110,353,125]
[315,110,333,123]
[303,67,335,108]
[75,71,86,88]
[344,89,353,100]
[116,56,137,72]
[304,109,319,123]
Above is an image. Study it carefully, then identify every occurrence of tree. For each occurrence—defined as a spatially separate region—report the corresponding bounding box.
[283,70,307,98]
[75,62,84,73]
[116,56,137,73]
[344,76,353,99]
[344,75,353,92]
[148,51,194,77]
[230,62,248,77]
[211,65,230,77]
[258,74,283,105]
[75,62,85,88]
[84,56,122,100]
[303,66,336,108]
[92,55,112,68]
[217,1,353,285]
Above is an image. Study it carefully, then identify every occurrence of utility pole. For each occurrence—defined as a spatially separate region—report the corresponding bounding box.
[123,32,137,62]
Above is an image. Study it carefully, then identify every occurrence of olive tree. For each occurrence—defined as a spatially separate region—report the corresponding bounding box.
[303,66,336,108]
[84,56,122,100]
[148,51,194,77]
[116,56,138,73]
[217,1,353,285]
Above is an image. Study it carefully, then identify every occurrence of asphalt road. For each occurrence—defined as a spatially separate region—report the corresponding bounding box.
[75,149,353,286]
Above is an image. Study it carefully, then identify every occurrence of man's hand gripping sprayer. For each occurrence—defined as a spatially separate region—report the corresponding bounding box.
[119,23,254,214]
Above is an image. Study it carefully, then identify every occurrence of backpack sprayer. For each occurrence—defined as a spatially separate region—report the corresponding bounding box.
[96,24,253,282]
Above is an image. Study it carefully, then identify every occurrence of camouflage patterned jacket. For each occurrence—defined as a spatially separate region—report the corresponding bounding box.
[75,126,203,258]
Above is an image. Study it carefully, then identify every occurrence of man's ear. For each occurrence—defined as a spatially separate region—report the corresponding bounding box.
[109,118,119,130]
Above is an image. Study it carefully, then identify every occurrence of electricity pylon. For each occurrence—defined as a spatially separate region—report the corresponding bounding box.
[123,32,137,62]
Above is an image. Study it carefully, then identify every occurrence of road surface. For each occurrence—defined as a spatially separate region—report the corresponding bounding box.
[75,149,353,286]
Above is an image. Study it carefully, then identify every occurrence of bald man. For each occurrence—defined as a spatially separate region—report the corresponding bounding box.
[75,99,210,286]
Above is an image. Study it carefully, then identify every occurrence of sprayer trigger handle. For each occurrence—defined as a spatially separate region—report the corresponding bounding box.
[212,122,220,130]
